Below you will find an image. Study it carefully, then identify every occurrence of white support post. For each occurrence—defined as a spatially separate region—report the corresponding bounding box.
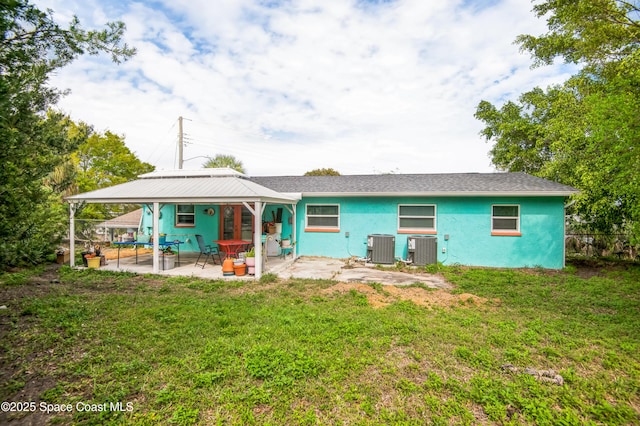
[563,202,567,269]
[69,203,75,267]
[152,202,160,273]
[291,203,297,260]
[254,201,263,279]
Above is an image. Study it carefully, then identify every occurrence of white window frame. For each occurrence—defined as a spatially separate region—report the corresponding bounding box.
[305,204,340,230]
[491,204,520,234]
[176,204,195,227]
[397,204,436,232]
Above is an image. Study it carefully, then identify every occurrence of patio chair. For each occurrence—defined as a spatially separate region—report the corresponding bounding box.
[195,234,221,268]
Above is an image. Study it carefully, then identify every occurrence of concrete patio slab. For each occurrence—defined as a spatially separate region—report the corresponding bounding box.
[271,256,451,289]
[91,251,450,288]
[269,256,346,280]
[97,251,295,280]
[336,267,450,288]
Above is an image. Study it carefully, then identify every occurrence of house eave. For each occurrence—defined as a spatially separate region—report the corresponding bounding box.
[299,191,578,198]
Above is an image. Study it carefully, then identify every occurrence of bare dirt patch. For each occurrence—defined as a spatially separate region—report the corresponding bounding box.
[322,282,499,309]
[567,258,639,279]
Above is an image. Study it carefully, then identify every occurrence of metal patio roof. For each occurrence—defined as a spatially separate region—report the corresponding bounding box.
[66,175,301,205]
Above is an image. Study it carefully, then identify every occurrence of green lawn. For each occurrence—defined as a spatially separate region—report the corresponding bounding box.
[1,261,639,425]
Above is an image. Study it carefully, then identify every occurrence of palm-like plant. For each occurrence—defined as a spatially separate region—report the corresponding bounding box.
[202,154,245,173]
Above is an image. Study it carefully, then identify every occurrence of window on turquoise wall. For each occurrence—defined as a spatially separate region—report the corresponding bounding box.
[398,205,436,232]
[492,205,520,233]
[306,204,339,230]
[176,204,195,227]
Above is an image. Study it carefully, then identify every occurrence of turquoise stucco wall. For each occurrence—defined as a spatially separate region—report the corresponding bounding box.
[139,204,221,253]
[138,204,296,254]
[294,196,567,269]
[139,196,567,268]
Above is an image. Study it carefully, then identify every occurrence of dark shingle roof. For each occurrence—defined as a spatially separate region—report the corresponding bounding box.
[251,172,576,196]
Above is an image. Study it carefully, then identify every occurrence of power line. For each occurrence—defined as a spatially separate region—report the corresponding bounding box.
[175,116,285,166]
[144,120,179,166]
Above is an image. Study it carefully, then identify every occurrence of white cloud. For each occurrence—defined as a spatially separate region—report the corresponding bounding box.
[35,0,572,176]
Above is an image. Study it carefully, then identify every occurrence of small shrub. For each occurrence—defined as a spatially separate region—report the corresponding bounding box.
[349,289,369,306]
[368,282,383,292]
[453,346,473,361]
[406,282,432,291]
[424,262,444,274]
[423,371,444,391]
[395,378,420,394]
[155,385,178,405]
[193,371,225,388]
[259,273,278,284]
[169,405,199,426]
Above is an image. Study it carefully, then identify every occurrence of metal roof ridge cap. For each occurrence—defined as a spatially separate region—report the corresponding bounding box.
[139,168,247,179]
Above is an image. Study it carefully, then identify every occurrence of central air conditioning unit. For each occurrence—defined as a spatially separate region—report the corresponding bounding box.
[407,236,437,266]
[367,234,395,264]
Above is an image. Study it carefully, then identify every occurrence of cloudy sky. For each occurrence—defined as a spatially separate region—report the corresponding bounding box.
[35,0,572,176]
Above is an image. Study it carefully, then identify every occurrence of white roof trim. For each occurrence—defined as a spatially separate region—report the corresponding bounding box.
[139,167,246,179]
[66,176,300,204]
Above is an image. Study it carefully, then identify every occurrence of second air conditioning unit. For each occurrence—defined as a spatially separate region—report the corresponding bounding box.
[407,235,437,266]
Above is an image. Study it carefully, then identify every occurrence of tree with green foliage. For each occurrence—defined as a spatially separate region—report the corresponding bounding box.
[0,0,134,267]
[202,154,245,173]
[72,126,154,219]
[475,0,640,241]
[304,168,341,176]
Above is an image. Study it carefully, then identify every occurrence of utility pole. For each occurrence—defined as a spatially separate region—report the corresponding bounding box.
[178,116,184,169]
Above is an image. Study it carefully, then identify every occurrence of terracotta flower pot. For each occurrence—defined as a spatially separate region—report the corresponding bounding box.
[233,263,246,276]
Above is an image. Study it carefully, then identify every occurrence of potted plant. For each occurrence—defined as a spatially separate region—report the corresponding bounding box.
[245,247,255,275]
[94,244,106,266]
[84,252,100,269]
[161,246,176,270]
